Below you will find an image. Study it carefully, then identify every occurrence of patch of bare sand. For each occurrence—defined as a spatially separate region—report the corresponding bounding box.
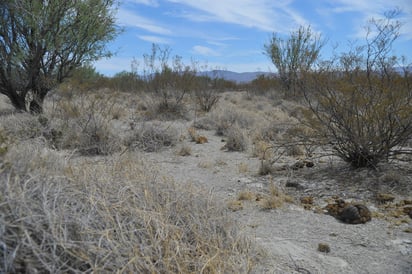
[143,124,412,274]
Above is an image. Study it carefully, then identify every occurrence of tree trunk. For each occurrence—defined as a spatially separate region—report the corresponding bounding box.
[7,91,27,112]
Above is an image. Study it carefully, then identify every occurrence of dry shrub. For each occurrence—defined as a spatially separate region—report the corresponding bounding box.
[187,127,208,144]
[3,138,66,176]
[302,13,412,168]
[258,160,274,176]
[252,140,272,160]
[259,183,293,210]
[285,144,304,157]
[215,108,254,136]
[0,113,44,140]
[176,143,192,156]
[145,99,189,120]
[194,107,253,136]
[237,190,256,201]
[43,93,123,155]
[222,126,248,152]
[0,149,258,273]
[126,122,178,152]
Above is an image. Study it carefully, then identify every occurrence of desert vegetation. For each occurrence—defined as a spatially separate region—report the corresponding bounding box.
[0,2,411,273]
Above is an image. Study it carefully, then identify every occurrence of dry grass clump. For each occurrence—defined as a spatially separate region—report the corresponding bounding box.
[145,99,189,121]
[0,113,45,140]
[126,122,178,152]
[237,190,256,201]
[221,126,248,152]
[259,183,293,210]
[0,151,257,273]
[193,107,254,136]
[176,143,192,156]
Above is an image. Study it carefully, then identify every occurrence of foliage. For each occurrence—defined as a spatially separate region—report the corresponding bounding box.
[109,70,145,92]
[302,11,412,168]
[60,64,107,92]
[143,44,196,118]
[192,75,222,112]
[0,0,119,113]
[264,26,324,97]
[246,74,281,96]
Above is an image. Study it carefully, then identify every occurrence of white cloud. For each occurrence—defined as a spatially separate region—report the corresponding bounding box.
[123,0,159,7]
[166,0,308,33]
[326,0,412,39]
[117,9,171,35]
[192,45,220,56]
[138,35,171,44]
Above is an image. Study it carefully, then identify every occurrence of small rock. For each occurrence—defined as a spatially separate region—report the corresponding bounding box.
[376,193,395,203]
[285,180,304,190]
[324,198,372,224]
[304,160,315,168]
[318,243,331,253]
[339,204,372,224]
[291,161,305,170]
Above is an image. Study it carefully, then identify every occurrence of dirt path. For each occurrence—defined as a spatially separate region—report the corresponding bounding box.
[143,126,412,274]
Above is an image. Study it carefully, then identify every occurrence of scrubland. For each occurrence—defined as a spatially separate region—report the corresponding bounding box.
[0,81,411,273]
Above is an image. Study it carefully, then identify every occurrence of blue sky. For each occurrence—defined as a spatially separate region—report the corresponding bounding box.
[94,0,412,76]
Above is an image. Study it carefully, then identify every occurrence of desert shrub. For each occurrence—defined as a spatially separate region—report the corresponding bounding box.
[302,12,412,168]
[0,113,45,140]
[215,108,254,136]
[108,70,145,92]
[143,44,195,119]
[0,154,256,273]
[192,75,221,112]
[246,74,281,97]
[264,25,324,98]
[47,94,121,155]
[176,143,192,156]
[126,122,178,152]
[222,126,248,152]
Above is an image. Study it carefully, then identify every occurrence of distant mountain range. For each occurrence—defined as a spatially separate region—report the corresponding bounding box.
[197,66,411,83]
[198,70,274,83]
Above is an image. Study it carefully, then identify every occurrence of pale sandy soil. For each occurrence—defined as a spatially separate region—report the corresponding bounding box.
[1,91,411,273]
[142,125,412,273]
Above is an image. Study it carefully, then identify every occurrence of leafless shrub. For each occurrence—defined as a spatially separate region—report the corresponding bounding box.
[302,11,412,168]
[192,73,222,112]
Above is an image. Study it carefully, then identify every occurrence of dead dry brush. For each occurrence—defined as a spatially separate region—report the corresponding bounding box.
[0,147,258,273]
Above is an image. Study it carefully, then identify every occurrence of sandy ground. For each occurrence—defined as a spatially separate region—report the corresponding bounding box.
[141,124,412,274]
[1,91,411,273]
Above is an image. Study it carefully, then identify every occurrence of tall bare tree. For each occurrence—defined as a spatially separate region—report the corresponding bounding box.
[0,0,119,113]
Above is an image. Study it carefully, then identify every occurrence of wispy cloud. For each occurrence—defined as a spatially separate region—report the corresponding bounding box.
[138,35,171,44]
[117,9,171,35]
[192,45,220,56]
[123,0,159,7]
[166,0,308,33]
[326,0,412,39]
